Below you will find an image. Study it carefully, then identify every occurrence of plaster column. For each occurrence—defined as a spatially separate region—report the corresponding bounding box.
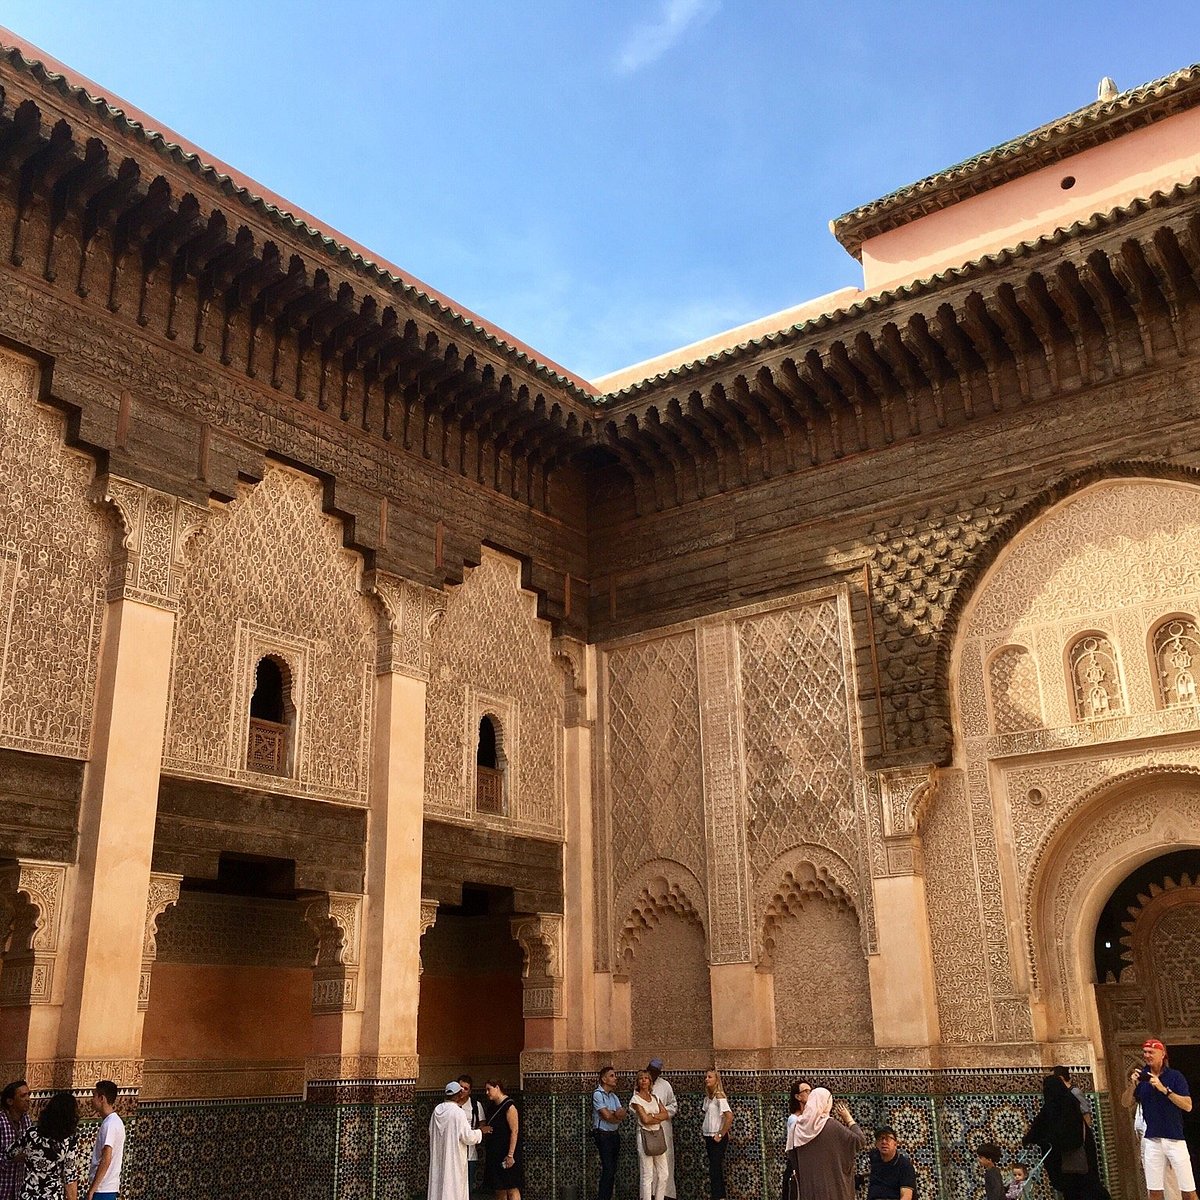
[512,913,567,1051]
[55,478,204,1089]
[695,620,768,1049]
[868,769,942,1053]
[305,891,365,1067]
[349,573,441,1082]
[710,962,776,1049]
[556,637,597,1052]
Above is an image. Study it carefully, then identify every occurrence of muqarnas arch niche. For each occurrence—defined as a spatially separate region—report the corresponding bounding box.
[619,871,712,1051]
[762,863,873,1047]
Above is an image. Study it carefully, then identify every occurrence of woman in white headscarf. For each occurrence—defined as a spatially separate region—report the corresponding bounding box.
[785,1086,867,1200]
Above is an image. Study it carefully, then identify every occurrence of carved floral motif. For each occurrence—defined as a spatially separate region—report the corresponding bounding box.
[0,349,107,758]
[163,465,376,804]
[424,551,562,835]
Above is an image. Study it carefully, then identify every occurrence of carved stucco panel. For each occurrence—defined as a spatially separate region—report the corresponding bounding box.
[163,464,376,804]
[511,913,565,1018]
[423,550,562,836]
[100,476,207,609]
[963,481,1200,639]
[735,588,875,953]
[369,571,445,680]
[1003,748,1200,895]
[0,349,108,758]
[920,768,994,1042]
[959,482,1200,757]
[0,860,67,1008]
[696,620,752,963]
[601,628,705,964]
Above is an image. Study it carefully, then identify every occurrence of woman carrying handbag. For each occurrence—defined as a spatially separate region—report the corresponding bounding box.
[630,1069,669,1200]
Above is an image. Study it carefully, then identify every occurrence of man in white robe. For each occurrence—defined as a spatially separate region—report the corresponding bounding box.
[649,1057,679,1200]
[428,1080,485,1200]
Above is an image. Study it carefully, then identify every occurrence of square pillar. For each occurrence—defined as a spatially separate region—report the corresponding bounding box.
[54,479,204,1089]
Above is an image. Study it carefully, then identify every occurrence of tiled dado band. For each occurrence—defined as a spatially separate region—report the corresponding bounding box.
[24,1067,1110,1199]
[504,1067,1112,1200]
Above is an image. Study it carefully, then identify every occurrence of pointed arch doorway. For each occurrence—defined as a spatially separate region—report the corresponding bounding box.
[1094,850,1200,1199]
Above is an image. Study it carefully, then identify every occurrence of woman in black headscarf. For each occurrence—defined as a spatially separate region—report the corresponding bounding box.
[1022,1073,1109,1200]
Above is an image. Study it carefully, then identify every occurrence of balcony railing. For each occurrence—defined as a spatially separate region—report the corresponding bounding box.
[247,717,288,775]
[476,765,504,814]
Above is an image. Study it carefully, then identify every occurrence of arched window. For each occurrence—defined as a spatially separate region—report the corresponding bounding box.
[247,655,293,775]
[475,715,505,814]
[1153,616,1200,707]
[1067,633,1123,720]
[987,645,1043,734]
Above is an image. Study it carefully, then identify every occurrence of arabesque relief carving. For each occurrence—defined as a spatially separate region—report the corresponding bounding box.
[0,349,108,759]
[511,913,564,1018]
[139,871,182,1011]
[369,571,445,680]
[932,480,1200,1048]
[163,464,376,805]
[0,859,66,1007]
[99,475,207,609]
[424,550,562,835]
[305,892,363,1015]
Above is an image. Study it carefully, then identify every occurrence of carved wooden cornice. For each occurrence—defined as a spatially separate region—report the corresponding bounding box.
[0,55,596,515]
[594,185,1200,513]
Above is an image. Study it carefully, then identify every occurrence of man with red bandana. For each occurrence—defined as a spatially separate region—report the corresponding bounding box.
[1121,1038,1196,1200]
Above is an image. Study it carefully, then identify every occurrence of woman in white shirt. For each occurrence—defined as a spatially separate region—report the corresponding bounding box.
[702,1068,734,1200]
[630,1069,670,1200]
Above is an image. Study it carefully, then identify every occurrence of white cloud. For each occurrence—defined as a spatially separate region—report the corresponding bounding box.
[614,0,720,76]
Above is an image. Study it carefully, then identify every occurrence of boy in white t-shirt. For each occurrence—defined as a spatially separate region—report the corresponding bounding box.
[86,1080,125,1200]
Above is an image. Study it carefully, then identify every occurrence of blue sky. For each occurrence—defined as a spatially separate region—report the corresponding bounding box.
[5,3,1200,379]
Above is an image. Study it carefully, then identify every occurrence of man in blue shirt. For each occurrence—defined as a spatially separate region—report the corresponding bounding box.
[867,1127,917,1200]
[592,1065,626,1200]
[1123,1038,1196,1200]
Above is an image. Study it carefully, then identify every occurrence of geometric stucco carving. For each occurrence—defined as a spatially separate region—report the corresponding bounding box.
[600,628,705,972]
[163,465,377,805]
[424,549,562,836]
[0,350,108,759]
[0,859,66,1007]
[597,584,874,971]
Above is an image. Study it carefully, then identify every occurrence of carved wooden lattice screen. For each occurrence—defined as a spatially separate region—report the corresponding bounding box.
[476,766,504,814]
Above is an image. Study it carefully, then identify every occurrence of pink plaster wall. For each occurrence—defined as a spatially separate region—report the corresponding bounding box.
[860,106,1200,293]
[142,962,313,1060]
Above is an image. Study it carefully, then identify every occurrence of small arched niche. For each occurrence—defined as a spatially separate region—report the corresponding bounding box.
[1150,614,1200,709]
[475,713,506,814]
[247,655,295,776]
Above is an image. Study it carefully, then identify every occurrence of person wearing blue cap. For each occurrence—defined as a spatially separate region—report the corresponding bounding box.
[428,1080,489,1200]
